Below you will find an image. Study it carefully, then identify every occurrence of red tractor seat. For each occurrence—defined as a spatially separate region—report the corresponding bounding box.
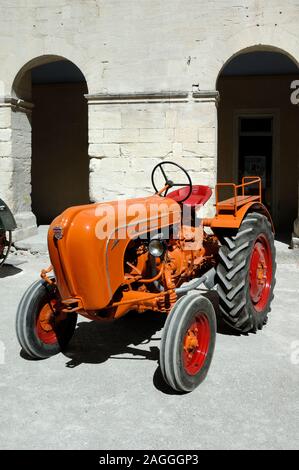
[167,185,212,207]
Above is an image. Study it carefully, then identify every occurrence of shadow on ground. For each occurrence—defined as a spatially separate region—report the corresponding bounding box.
[64,310,165,368]
[65,292,238,365]
[0,265,22,278]
[62,290,240,394]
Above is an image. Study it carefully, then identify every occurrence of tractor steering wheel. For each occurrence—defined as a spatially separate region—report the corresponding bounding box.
[151,161,193,203]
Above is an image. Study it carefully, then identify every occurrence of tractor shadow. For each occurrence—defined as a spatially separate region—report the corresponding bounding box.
[0,265,22,278]
[65,310,186,395]
[64,310,166,368]
[64,291,240,395]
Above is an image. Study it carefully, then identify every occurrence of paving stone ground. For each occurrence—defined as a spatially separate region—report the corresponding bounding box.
[0,242,298,450]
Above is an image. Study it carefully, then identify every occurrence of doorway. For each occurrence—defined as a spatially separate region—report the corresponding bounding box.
[217,49,299,233]
[31,60,89,224]
[237,116,273,211]
[12,57,89,226]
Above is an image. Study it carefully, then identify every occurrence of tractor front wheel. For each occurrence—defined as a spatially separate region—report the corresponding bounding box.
[16,279,77,359]
[216,211,276,333]
[160,294,216,392]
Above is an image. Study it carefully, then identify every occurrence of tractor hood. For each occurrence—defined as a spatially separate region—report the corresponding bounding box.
[48,195,181,310]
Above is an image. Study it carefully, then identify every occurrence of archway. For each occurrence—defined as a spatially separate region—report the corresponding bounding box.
[216,48,299,234]
[12,56,89,225]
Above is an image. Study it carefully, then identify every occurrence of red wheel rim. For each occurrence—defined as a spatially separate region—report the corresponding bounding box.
[249,234,273,312]
[36,300,58,345]
[183,313,210,375]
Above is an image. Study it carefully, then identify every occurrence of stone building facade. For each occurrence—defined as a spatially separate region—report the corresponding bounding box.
[0,0,298,243]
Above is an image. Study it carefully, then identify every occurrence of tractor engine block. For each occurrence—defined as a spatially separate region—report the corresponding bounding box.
[124,228,218,294]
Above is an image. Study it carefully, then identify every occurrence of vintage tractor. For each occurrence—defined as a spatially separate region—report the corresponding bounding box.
[16,162,276,392]
[0,198,16,269]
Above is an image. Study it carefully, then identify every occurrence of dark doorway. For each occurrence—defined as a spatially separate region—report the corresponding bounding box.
[238,116,273,210]
[31,60,89,225]
[217,49,299,233]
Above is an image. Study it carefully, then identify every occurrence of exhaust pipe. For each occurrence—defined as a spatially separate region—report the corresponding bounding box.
[149,253,216,295]
[175,267,216,295]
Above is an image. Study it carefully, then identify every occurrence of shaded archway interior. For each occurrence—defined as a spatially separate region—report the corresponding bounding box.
[31,60,89,224]
[217,50,299,233]
[12,57,89,225]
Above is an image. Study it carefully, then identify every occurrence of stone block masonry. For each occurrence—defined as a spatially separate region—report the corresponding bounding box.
[1,1,298,240]
[87,96,217,216]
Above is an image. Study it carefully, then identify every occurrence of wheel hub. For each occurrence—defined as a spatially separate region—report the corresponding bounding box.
[183,314,210,376]
[36,301,58,344]
[184,328,199,354]
[249,235,272,312]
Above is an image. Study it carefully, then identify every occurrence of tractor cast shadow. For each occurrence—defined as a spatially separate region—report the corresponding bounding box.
[64,290,239,395]
[0,265,22,278]
[64,310,186,395]
[19,290,239,394]
[64,310,166,368]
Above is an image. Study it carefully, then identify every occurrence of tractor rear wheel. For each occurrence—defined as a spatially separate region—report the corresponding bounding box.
[216,211,276,333]
[160,293,216,392]
[16,279,77,359]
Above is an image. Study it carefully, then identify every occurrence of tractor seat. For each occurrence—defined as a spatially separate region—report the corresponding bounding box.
[167,185,212,207]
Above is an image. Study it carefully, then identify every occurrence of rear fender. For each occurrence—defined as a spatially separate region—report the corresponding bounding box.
[205,202,274,232]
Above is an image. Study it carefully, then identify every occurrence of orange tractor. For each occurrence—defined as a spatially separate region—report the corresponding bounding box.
[16,162,276,392]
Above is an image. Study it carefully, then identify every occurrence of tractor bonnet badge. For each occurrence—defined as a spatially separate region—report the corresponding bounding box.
[53,226,63,240]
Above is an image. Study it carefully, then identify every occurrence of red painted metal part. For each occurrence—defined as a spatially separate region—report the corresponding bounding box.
[183,313,210,375]
[167,185,212,207]
[249,234,273,312]
[36,301,58,345]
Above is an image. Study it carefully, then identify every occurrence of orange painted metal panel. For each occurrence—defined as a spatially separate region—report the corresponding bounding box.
[204,202,274,231]
[48,195,181,310]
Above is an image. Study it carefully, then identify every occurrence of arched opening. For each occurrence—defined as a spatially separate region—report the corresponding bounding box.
[216,48,299,235]
[12,56,89,225]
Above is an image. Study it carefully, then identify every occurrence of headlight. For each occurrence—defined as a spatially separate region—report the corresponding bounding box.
[148,238,166,258]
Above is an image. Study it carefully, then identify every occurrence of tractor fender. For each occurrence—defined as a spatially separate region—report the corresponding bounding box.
[0,199,17,231]
[236,202,275,233]
[205,202,275,232]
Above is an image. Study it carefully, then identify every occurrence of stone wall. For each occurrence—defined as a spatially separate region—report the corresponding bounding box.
[0,1,298,240]
[10,104,37,240]
[88,95,217,216]
[0,106,12,207]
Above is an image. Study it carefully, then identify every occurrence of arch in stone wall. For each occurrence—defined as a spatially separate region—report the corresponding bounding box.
[10,55,89,235]
[215,43,299,235]
[211,22,299,89]
[11,54,90,99]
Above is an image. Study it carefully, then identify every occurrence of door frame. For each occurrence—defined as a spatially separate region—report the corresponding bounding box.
[233,108,280,227]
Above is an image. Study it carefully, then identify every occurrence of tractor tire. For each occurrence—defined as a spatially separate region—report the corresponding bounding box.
[160,293,216,392]
[16,279,77,359]
[216,211,276,333]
